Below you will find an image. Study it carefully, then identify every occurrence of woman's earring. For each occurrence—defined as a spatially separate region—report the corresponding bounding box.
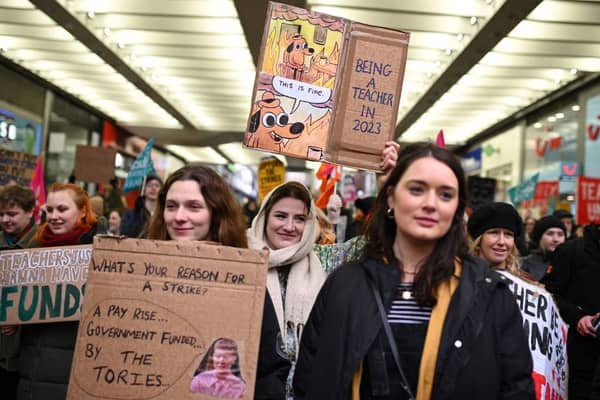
[386,208,394,219]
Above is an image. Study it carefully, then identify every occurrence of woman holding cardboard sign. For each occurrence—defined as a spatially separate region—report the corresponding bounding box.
[293,142,534,399]
[146,165,291,400]
[17,183,104,400]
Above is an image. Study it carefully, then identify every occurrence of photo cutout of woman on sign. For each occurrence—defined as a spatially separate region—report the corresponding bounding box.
[190,338,246,399]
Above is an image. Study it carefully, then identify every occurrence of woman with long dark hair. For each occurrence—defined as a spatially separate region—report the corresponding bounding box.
[293,142,534,399]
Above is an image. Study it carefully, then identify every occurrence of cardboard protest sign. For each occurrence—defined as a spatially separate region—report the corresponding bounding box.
[0,245,91,325]
[243,1,409,170]
[258,157,285,202]
[67,237,268,400]
[0,148,37,186]
[74,145,117,184]
[498,271,568,400]
[577,176,600,224]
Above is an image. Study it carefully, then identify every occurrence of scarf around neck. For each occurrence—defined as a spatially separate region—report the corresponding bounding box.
[39,225,91,247]
[247,183,326,353]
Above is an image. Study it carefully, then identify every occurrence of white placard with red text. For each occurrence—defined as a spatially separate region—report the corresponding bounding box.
[498,271,568,400]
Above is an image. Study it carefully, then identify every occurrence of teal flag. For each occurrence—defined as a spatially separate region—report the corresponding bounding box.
[507,173,539,205]
[123,138,157,193]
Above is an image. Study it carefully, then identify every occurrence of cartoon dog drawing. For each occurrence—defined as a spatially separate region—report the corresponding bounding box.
[281,33,314,81]
[246,91,304,153]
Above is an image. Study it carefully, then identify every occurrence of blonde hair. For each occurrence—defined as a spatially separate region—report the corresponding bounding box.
[469,234,521,274]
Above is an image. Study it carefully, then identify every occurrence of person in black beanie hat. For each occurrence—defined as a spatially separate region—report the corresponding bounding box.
[520,215,566,281]
[552,209,574,239]
[345,196,375,240]
[467,202,523,274]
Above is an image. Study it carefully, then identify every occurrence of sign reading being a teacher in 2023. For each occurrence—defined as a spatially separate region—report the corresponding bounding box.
[0,245,91,325]
[67,237,268,400]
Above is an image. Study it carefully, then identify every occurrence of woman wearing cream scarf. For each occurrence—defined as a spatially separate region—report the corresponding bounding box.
[248,181,326,398]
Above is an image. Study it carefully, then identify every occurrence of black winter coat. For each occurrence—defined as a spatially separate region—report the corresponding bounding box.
[120,196,150,238]
[17,224,100,400]
[520,249,553,282]
[542,224,600,398]
[294,255,534,400]
[255,292,291,399]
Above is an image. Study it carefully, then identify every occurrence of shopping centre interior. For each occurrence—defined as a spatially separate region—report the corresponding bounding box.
[1,0,600,209]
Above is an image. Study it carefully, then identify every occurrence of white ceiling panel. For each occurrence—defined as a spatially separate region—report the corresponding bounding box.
[1,0,598,164]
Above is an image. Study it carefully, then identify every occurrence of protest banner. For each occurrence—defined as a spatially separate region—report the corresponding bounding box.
[67,237,268,400]
[520,180,560,216]
[243,2,409,170]
[123,138,157,193]
[0,148,37,186]
[0,245,91,325]
[498,271,568,400]
[257,157,285,202]
[577,176,600,224]
[508,173,539,206]
[74,145,117,184]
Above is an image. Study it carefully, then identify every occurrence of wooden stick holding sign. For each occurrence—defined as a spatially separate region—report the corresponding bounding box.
[67,237,268,400]
[0,245,91,325]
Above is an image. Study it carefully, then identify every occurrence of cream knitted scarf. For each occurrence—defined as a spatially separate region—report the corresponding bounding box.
[247,184,326,354]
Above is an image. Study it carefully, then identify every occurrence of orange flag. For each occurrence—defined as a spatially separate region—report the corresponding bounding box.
[315,162,341,209]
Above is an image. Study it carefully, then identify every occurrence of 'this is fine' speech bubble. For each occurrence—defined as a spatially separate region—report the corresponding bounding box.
[273,76,331,114]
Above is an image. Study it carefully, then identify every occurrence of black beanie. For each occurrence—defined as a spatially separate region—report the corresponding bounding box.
[531,215,566,245]
[354,197,375,215]
[552,209,573,220]
[467,202,522,239]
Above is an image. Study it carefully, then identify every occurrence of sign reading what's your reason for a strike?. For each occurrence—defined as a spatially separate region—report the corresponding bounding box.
[67,237,268,400]
[0,245,91,325]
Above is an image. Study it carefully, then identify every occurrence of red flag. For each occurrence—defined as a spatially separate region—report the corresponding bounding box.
[29,157,46,223]
[435,129,446,148]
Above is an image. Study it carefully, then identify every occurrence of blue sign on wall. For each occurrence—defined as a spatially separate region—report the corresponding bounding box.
[461,147,482,174]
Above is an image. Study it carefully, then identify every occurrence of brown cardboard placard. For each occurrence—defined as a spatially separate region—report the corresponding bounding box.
[0,245,91,325]
[74,145,117,184]
[67,237,268,400]
[326,24,409,170]
[0,148,37,186]
[243,1,409,171]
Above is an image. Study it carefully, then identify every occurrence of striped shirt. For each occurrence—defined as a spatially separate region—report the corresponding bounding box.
[387,283,432,324]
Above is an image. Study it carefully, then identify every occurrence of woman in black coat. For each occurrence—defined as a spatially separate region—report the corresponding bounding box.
[542,223,600,400]
[293,142,534,399]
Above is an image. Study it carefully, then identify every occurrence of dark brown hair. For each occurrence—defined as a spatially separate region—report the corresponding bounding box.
[0,184,35,212]
[363,142,468,306]
[147,165,247,248]
[259,181,312,237]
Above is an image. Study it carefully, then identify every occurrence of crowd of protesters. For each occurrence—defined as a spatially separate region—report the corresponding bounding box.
[1,141,600,400]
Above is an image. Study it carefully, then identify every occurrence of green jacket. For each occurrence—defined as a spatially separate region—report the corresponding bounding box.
[0,220,36,371]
